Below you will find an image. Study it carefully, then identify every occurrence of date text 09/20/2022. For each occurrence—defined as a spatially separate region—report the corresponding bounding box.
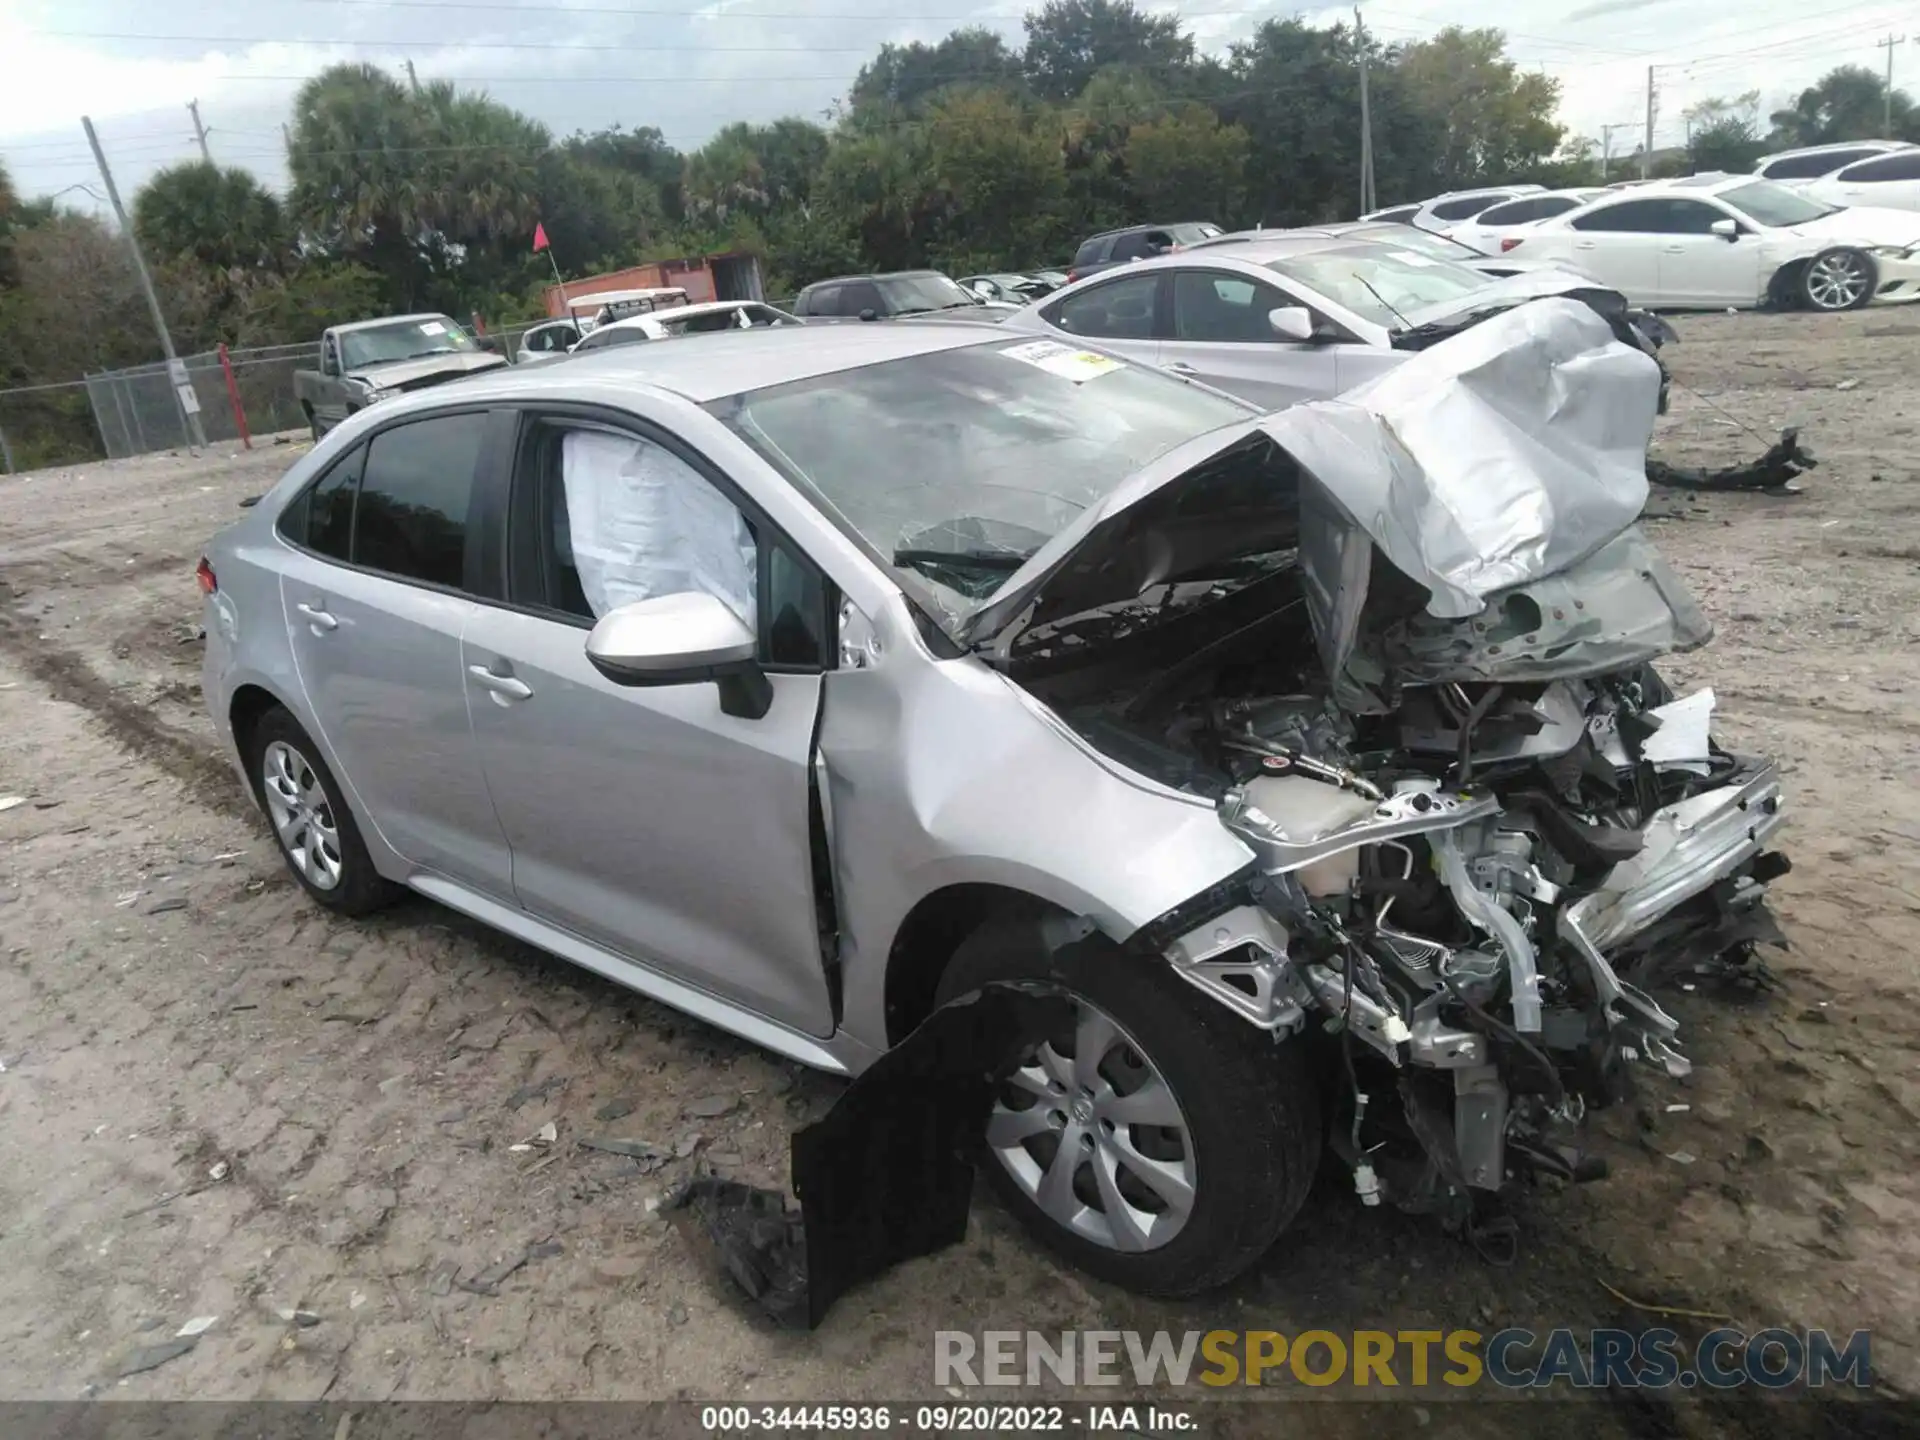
[701,1406,1194,1432]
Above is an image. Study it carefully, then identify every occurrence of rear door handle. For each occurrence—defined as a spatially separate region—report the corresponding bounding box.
[295,602,337,633]
[1163,361,1198,375]
[468,664,533,703]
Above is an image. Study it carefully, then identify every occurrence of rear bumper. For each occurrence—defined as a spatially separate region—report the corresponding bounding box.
[1565,759,1785,953]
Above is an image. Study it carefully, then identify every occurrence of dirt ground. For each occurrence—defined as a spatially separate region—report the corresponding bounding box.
[1,313,1917,1433]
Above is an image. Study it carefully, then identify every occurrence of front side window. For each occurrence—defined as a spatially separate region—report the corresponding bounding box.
[709,339,1250,626]
[353,413,486,588]
[1571,199,1674,233]
[1047,272,1161,340]
[1171,270,1297,342]
[513,421,828,667]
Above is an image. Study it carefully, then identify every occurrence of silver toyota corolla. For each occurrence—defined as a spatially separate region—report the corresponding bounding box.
[201,312,1788,1294]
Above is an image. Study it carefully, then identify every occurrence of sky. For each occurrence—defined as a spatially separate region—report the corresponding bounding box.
[2,0,1915,207]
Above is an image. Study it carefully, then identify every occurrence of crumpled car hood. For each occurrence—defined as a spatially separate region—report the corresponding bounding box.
[964,298,1694,699]
[351,351,508,389]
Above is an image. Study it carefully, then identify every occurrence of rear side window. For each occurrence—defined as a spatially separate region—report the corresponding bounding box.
[1045,272,1161,340]
[839,281,884,315]
[1073,236,1111,266]
[1836,151,1920,182]
[1109,231,1165,262]
[1761,148,1880,180]
[353,414,487,589]
[1431,194,1502,221]
[280,446,362,561]
[800,285,839,317]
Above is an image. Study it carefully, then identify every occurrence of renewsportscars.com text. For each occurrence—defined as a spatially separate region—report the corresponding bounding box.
[934,1328,1872,1391]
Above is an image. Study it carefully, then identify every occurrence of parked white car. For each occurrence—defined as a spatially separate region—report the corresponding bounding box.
[1802,147,1920,214]
[561,301,801,355]
[1399,185,1547,235]
[1499,174,1920,310]
[998,236,1671,411]
[1449,188,1612,255]
[1754,139,1914,184]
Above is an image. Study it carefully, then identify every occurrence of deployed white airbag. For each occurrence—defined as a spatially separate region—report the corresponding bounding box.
[561,429,757,626]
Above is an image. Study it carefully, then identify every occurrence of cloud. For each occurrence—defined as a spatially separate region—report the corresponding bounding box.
[1561,0,1671,22]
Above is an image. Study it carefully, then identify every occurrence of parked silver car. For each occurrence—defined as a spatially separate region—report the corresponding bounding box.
[1000,235,1669,411]
[201,315,1786,1293]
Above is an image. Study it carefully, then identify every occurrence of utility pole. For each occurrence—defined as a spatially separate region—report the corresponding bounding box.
[1355,7,1376,215]
[82,116,207,450]
[1642,65,1658,181]
[1600,122,1637,181]
[1877,34,1907,135]
[404,59,421,94]
[188,99,213,163]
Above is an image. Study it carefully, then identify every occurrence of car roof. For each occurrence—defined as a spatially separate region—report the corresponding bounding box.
[331,312,456,334]
[804,270,946,287]
[1758,139,1913,163]
[565,287,688,311]
[595,300,769,330]
[443,319,999,404]
[1141,234,1415,264]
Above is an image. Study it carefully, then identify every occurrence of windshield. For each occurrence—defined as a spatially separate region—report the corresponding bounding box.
[709,340,1250,624]
[339,317,477,369]
[1266,246,1489,328]
[1719,179,1843,227]
[877,274,980,313]
[1346,225,1477,260]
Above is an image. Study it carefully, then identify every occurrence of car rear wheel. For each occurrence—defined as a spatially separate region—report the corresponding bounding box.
[935,919,1320,1295]
[1802,247,1875,311]
[246,706,399,915]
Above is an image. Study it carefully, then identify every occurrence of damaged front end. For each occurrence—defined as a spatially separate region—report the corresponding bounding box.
[979,298,1791,1240]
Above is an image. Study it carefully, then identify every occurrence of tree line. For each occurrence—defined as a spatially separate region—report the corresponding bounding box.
[3,0,1918,465]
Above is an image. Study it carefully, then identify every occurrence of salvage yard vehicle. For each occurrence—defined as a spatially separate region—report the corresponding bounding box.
[1001,235,1675,412]
[292,313,507,438]
[568,301,800,352]
[1497,174,1920,311]
[791,271,1013,321]
[202,312,1787,1294]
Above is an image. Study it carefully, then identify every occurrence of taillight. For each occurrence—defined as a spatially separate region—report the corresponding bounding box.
[1066,269,1078,283]
[195,557,217,595]
[1500,238,1524,253]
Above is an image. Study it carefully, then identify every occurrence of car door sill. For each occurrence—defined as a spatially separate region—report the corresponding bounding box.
[407,872,854,1075]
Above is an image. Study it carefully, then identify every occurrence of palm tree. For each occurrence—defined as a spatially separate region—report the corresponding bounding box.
[133,163,288,272]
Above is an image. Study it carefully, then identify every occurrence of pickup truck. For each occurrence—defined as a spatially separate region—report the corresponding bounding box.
[293,314,508,438]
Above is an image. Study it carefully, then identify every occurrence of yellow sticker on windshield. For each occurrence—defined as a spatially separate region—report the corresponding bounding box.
[1000,339,1124,383]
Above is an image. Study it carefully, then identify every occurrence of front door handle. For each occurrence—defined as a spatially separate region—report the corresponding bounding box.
[468,664,533,703]
[1163,361,1198,375]
[295,601,337,633]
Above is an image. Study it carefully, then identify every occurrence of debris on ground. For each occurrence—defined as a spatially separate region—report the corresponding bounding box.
[664,984,1070,1329]
[459,1252,527,1297]
[684,1094,738,1119]
[1647,426,1816,494]
[174,1315,218,1338]
[116,1336,198,1377]
[144,897,189,915]
[594,1099,635,1122]
[505,1076,568,1110]
[0,796,25,813]
[275,1308,322,1327]
[576,1136,662,1161]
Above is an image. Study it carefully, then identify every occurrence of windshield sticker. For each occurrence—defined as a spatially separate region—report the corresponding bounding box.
[418,320,448,335]
[999,339,1123,383]
[1389,252,1439,267]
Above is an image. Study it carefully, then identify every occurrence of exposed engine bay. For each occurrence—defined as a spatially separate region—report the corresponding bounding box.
[1003,556,1788,1247]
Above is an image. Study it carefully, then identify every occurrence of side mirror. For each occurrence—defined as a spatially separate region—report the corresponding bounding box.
[322,350,339,377]
[1268,306,1316,342]
[1710,218,1739,241]
[585,592,770,719]
[858,307,880,322]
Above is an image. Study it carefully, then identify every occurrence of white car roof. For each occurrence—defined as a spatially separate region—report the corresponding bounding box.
[592,300,774,336]
[1757,139,1913,166]
[563,287,689,314]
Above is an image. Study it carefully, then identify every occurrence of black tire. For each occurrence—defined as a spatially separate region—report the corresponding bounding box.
[243,706,400,916]
[1800,247,1875,312]
[935,919,1321,1295]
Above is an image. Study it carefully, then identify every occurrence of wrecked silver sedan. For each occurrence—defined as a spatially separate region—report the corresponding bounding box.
[201,306,1786,1297]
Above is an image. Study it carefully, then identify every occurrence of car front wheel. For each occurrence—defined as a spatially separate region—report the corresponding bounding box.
[246,706,399,915]
[1801,247,1875,311]
[936,919,1320,1295]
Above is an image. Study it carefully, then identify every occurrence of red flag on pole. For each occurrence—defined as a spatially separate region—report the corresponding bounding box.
[532,222,550,253]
